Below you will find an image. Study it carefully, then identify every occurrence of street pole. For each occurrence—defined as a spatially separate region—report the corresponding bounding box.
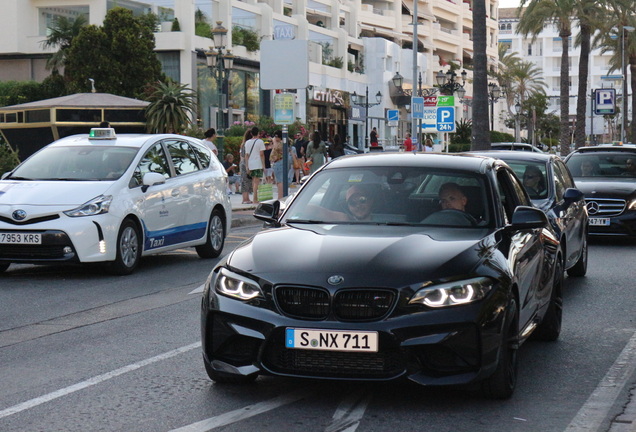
[365,86,369,148]
[411,0,419,151]
[621,26,635,143]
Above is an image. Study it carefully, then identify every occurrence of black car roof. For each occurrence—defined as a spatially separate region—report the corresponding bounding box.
[325,152,501,173]
[469,150,557,161]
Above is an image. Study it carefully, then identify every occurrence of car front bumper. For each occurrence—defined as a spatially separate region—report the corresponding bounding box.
[588,211,636,237]
[201,287,509,386]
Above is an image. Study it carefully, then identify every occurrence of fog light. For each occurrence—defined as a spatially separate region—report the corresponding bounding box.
[63,246,73,254]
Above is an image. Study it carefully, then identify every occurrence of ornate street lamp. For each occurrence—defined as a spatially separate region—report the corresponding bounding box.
[514,100,522,142]
[435,69,467,95]
[352,88,382,148]
[487,82,505,131]
[205,21,234,158]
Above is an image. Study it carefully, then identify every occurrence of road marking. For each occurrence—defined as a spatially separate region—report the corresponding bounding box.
[564,329,636,431]
[325,389,372,432]
[169,388,313,432]
[0,342,201,419]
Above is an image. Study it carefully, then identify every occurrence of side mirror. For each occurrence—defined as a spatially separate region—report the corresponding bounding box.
[141,172,166,192]
[563,187,584,203]
[509,205,549,229]
[254,200,281,226]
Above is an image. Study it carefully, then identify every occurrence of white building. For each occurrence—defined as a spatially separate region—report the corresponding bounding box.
[499,7,623,143]
[0,0,500,148]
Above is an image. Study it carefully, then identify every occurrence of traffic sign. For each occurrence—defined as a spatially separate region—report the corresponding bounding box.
[387,109,399,121]
[594,88,616,115]
[273,93,295,124]
[411,97,424,119]
[436,107,455,132]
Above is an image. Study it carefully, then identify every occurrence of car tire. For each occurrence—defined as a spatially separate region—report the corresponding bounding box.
[567,236,588,277]
[204,359,257,384]
[109,219,141,276]
[481,297,518,400]
[196,209,225,259]
[0,263,10,273]
[532,257,563,341]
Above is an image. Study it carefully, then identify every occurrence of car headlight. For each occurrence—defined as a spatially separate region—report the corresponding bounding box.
[409,277,493,308]
[215,268,263,301]
[64,195,113,217]
[627,199,636,211]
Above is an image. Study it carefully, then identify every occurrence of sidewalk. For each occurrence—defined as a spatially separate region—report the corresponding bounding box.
[228,183,288,228]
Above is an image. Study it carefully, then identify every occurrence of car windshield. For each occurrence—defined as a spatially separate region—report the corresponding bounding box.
[283,166,492,227]
[566,152,636,178]
[8,146,139,181]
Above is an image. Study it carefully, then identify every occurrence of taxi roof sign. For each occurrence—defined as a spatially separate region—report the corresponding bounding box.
[89,128,117,140]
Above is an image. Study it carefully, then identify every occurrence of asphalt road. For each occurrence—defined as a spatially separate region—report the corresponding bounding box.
[0,228,635,432]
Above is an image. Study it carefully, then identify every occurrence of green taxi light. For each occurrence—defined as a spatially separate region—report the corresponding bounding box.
[89,128,117,140]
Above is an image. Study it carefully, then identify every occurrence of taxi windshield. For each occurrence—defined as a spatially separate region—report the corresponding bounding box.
[9,146,138,181]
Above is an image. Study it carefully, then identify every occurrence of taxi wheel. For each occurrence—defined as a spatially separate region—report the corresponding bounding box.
[481,297,518,399]
[110,219,141,275]
[0,263,10,273]
[196,209,225,259]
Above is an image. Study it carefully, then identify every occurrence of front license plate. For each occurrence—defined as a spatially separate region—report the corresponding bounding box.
[0,232,42,244]
[285,328,378,352]
[589,218,610,226]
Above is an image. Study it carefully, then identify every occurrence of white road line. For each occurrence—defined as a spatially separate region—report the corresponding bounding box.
[169,388,313,432]
[0,342,201,420]
[325,389,372,432]
[564,329,636,431]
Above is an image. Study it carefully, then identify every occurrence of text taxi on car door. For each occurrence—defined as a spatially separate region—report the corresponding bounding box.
[0,128,231,275]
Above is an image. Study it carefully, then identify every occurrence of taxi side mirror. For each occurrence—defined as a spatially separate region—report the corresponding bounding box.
[141,172,166,192]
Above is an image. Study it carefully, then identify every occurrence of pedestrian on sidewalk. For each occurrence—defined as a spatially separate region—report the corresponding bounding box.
[239,129,253,204]
[245,126,266,202]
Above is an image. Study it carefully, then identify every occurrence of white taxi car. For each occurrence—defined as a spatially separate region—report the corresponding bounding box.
[0,128,231,275]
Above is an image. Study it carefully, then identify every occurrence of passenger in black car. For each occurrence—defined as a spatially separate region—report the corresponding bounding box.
[623,158,636,176]
[523,166,546,198]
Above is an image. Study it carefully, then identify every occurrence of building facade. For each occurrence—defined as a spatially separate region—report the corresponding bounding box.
[0,0,500,149]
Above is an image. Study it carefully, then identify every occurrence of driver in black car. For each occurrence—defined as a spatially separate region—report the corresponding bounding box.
[438,182,468,212]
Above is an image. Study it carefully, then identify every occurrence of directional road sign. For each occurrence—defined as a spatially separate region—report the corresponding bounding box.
[387,109,399,121]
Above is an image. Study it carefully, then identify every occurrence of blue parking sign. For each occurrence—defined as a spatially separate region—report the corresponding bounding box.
[387,110,399,121]
[436,107,455,132]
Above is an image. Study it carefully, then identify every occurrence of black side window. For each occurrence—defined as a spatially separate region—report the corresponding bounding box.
[133,143,171,187]
[496,168,528,223]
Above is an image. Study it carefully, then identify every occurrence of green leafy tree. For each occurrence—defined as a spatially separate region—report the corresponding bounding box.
[41,14,87,72]
[64,8,163,98]
[517,0,576,156]
[0,137,20,173]
[145,81,197,134]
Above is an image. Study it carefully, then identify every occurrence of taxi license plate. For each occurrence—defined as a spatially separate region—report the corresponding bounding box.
[0,232,42,244]
[285,328,378,352]
[589,218,610,226]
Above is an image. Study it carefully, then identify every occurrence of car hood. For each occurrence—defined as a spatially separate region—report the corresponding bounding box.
[0,181,113,206]
[574,178,636,196]
[227,224,495,287]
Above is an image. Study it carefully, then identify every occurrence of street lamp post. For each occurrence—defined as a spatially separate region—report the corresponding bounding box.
[351,87,382,148]
[621,25,635,143]
[487,83,504,131]
[514,101,521,142]
[205,21,234,158]
[435,69,468,95]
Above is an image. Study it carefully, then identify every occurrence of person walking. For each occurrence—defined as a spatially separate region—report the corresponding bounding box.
[239,129,253,204]
[203,128,219,157]
[269,130,285,198]
[245,126,266,202]
[403,133,413,152]
[293,131,307,183]
[305,130,328,175]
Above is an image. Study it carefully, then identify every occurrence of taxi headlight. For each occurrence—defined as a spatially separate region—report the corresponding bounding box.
[409,277,493,308]
[215,268,263,301]
[64,195,113,217]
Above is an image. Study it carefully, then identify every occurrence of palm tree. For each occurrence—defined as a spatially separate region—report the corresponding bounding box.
[42,15,88,72]
[470,0,490,150]
[517,0,576,156]
[596,0,636,142]
[145,81,197,134]
[573,0,607,149]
